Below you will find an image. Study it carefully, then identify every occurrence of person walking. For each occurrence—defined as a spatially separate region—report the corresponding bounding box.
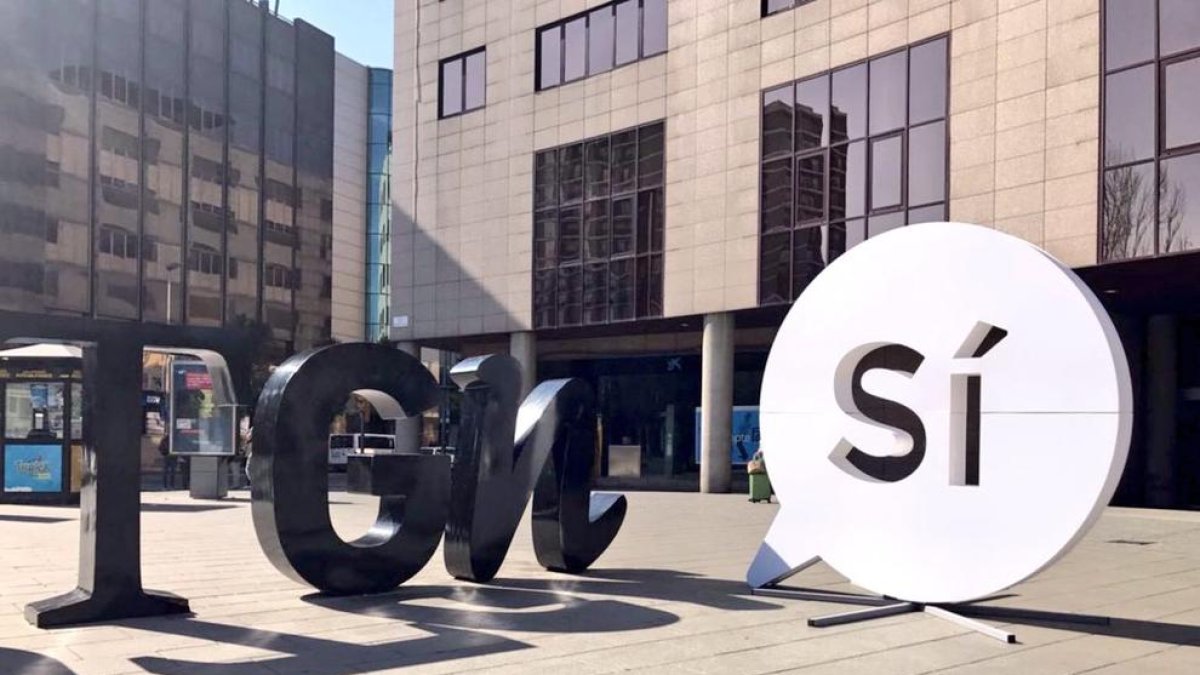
[159,434,176,489]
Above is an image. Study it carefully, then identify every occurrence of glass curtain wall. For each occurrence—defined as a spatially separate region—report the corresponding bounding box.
[0,0,93,315]
[262,17,297,346]
[227,0,263,325]
[142,0,187,324]
[94,0,142,319]
[185,0,228,327]
[294,21,334,349]
[365,68,392,342]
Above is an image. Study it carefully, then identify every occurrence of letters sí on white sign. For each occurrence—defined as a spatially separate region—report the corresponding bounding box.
[747,222,1133,604]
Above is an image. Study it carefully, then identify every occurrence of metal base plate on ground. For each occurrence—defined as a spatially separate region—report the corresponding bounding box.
[752,586,1112,644]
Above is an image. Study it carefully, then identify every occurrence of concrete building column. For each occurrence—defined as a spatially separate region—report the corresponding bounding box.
[700,312,735,494]
[510,331,537,400]
[394,341,423,454]
[1146,315,1178,508]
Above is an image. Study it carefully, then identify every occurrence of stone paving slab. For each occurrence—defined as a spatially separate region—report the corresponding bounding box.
[0,492,1198,674]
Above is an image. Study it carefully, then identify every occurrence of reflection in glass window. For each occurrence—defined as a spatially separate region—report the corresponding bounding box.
[1164,57,1200,151]
[1105,0,1155,70]
[1100,1,1200,261]
[537,0,668,91]
[1104,66,1155,166]
[758,37,948,305]
[440,48,485,118]
[533,122,665,328]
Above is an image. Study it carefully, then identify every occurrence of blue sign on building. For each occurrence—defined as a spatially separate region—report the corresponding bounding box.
[694,406,760,465]
[4,445,63,493]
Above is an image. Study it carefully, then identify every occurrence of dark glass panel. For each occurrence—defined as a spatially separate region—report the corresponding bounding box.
[1161,0,1200,56]
[557,265,582,327]
[650,188,665,251]
[186,0,227,328]
[1165,57,1200,151]
[611,196,635,256]
[826,219,866,262]
[586,138,610,199]
[534,269,557,328]
[612,130,638,193]
[868,211,905,238]
[647,254,663,316]
[534,209,558,268]
[540,26,562,89]
[559,206,582,263]
[535,150,557,209]
[908,121,946,206]
[792,226,824,298]
[759,231,791,305]
[465,50,486,111]
[1159,154,1200,254]
[870,51,907,135]
[615,0,640,66]
[762,84,794,159]
[795,75,829,151]
[1104,66,1155,166]
[559,144,584,203]
[227,0,263,325]
[1102,162,1157,260]
[831,64,867,142]
[637,189,664,253]
[795,153,825,225]
[564,17,587,82]
[639,122,665,187]
[636,256,650,317]
[761,158,793,233]
[441,58,463,116]
[590,7,615,76]
[871,135,903,211]
[909,38,947,125]
[1105,0,1155,71]
[765,0,794,15]
[830,141,865,221]
[908,203,945,225]
[95,0,142,320]
[609,258,635,320]
[585,200,610,260]
[584,262,609,324]
[643,0,668,57]
[142,0,185,323]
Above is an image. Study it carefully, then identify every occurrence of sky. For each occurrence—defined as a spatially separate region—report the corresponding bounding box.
[275,0,394,69]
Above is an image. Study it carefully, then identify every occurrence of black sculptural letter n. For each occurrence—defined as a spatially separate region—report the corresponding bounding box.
[250,343,449,595]
[445,354,626,582]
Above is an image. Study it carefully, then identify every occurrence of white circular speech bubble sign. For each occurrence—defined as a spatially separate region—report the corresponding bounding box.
[746,222,1132,604]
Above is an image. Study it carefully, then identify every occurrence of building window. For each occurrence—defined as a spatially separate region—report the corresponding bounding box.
[533,121,665,329]
[265,263,293,289]
[762,0,816,17]
[1101,0,1200,261]
[758,36,948,305]
[188,244,223,276]
[98,225,139,260]
[536,0,667,91]
[439,47,486,118]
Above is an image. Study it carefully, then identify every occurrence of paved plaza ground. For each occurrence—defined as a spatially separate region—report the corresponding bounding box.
[0,491,1198,674]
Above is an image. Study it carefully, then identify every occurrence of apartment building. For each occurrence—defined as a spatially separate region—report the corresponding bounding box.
[392,0,1200,506]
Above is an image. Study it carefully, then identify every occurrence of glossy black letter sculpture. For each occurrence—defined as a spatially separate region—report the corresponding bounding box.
[251,343,449,594]
[445,355,626,582]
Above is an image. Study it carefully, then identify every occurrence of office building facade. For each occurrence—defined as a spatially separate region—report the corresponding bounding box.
[392,0,1197,506]
[0,0,336,361]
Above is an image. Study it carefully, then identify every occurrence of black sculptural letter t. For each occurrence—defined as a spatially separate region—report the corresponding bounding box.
[250,343,449,594]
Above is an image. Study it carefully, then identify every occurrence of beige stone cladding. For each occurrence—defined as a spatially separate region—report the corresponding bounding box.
[391,0,1102,342]
[333,53,369,343]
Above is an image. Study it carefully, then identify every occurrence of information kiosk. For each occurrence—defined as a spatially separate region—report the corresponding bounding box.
[0,344,85,505]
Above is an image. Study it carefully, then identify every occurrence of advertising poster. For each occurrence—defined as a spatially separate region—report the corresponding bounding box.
[693,406,760,466]
[4,445,63,493]
[171,362,216,455]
